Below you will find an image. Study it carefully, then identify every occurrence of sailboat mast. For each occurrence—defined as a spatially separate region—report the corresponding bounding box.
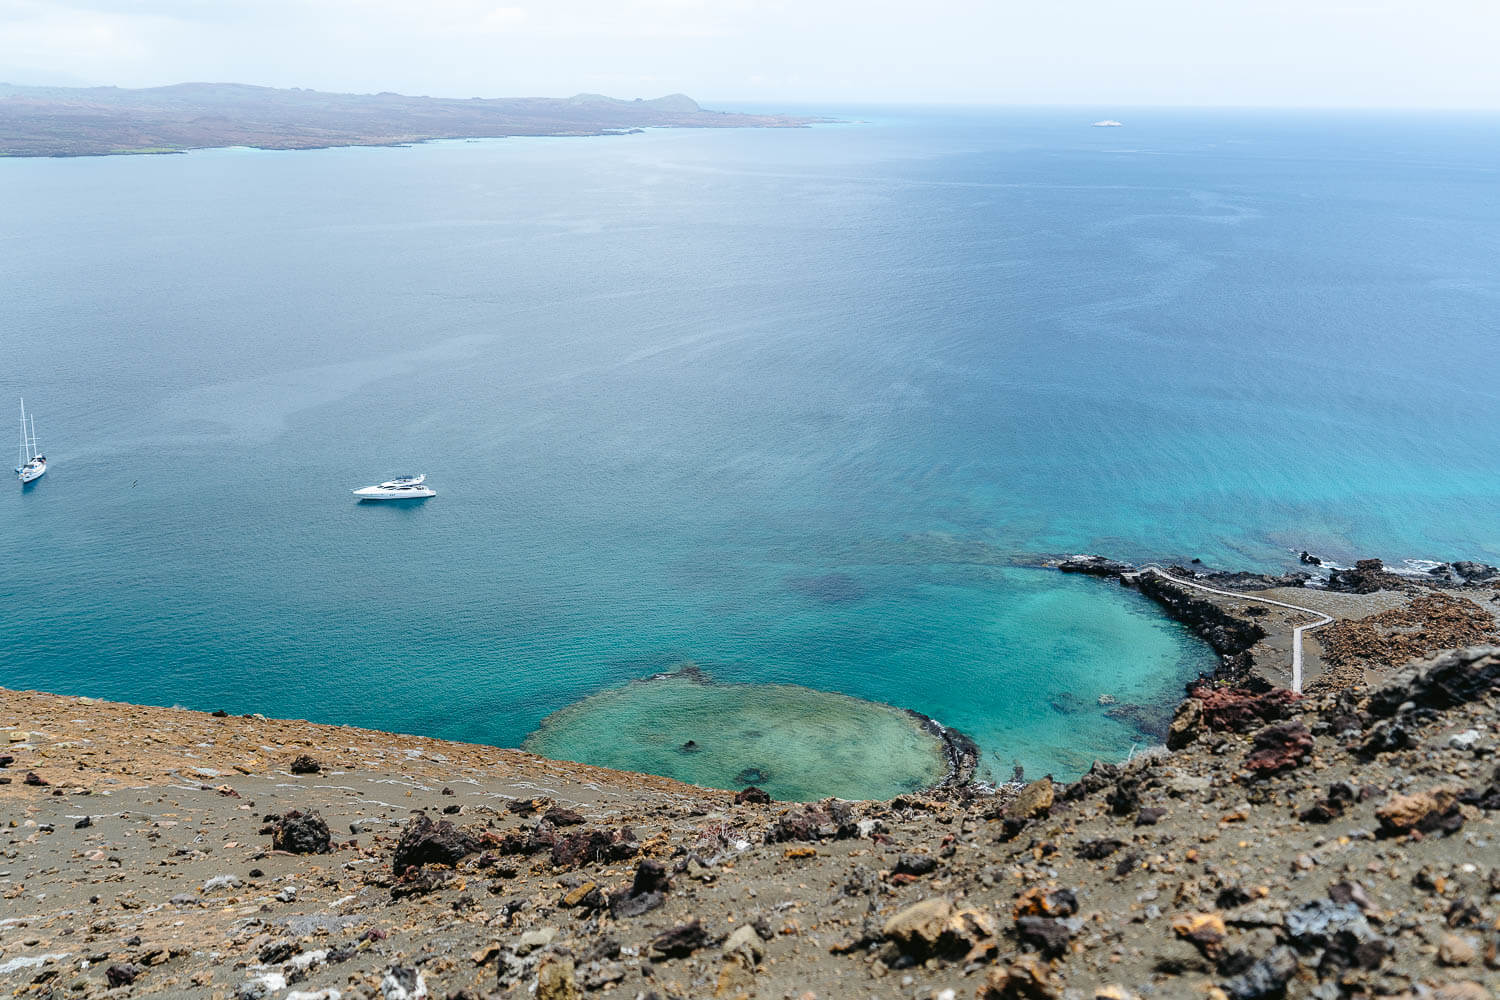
[29,413,39,458]
[17,398,23,468]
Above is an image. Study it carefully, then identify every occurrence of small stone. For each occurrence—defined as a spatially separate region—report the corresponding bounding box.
[894,854,937,876]
[535,956,580,1000]
[561,882,598,907]
[1135,807,1166,826]
[1004,778,1054,825]
[882,897,996,961]
[380,966,426,1000]
[1171,912,1226,954]
[1434,985,1492,1000]
[517,927,558,955]
[239,973,289,1000]
[977,955,1055,999]
[722,924,764,967]
[649,919,712,959]
[542,806,585,826]
[106,964,144,987]
[1375,786,1464,837]
[1439,934,1479,967]
[1450,729,1483,751]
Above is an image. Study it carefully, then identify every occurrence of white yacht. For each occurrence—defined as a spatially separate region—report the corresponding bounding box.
[15,399,45,484]
[353,474,436,501]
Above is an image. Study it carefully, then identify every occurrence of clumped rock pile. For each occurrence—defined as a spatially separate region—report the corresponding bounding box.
[1321,594,1499,680]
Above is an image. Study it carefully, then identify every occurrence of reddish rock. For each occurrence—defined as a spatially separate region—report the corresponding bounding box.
[1189,685,1299,733]
[1242,721,1314,777]
[551,826,638,868]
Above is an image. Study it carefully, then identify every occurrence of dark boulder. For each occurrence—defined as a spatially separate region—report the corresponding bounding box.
[1015,916,1074,958]
[894,854,938,877]
[289,755,321,775]
[1325,558,1405,594]
[391,813,478,874]
[272,810,332,855]
[1366,645,1500,717]
[542,806,585,826]
[734,786,771,805]
[106,964,144,987]
[765,805,834,843]
[551,826,637,868]
[649,919,713,960]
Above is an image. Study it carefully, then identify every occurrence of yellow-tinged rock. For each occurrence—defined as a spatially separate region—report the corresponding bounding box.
[561,882,597,907]
[535,955,580,1000]
[782,846,817,860]
[978,954,1054,999]
[1171,911,1226,951]
[1003,778,1054,823]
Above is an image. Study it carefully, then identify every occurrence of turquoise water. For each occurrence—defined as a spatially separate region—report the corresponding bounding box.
[4,109,1499,789]
[522,671,952,802]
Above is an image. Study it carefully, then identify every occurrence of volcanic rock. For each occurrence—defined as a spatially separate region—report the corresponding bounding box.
[289,754,321,774]
[392,813,478,874]
[649,919,712,960]
[1242,721,1313,777]
[271,810,332,855]
[882,897,997,961]
[1375,786,1465,837]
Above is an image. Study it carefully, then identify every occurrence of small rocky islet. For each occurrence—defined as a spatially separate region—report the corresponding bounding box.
[2,554,1499,998]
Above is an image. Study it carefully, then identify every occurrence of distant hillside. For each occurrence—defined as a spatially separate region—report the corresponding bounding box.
[0,82,815,156]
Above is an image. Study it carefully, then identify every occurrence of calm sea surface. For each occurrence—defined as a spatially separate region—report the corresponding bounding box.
[4,108,1498,789]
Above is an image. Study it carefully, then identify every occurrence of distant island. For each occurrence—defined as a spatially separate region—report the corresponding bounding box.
[0,82,818,157]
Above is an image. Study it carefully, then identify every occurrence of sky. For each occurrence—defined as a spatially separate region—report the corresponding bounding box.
[2,0,1499,109]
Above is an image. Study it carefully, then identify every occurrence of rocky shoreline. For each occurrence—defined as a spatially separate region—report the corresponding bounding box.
[2,631,1499,999]
[1044,553,1500,695]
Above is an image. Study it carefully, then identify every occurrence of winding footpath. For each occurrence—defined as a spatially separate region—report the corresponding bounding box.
[1128,565,1333,694]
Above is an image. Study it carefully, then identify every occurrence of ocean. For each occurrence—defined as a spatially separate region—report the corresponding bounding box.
[4,108,1498,795]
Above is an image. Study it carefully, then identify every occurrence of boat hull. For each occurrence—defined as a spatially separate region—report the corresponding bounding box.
[353,487,435,500]
[17,461,45,484]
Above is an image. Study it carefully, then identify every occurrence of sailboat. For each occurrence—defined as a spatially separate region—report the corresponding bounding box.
[15,399,46,484]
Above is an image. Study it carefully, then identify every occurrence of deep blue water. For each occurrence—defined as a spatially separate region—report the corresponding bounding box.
[4,108,1499,787]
